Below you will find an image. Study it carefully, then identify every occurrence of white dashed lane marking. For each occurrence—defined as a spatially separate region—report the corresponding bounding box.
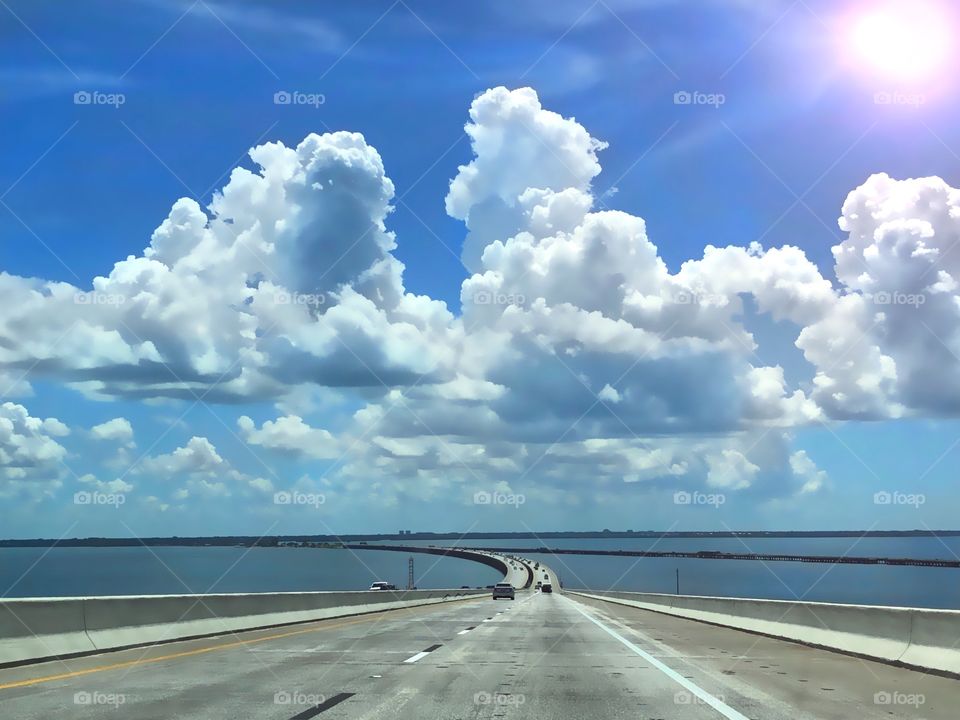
[403,644,442,664]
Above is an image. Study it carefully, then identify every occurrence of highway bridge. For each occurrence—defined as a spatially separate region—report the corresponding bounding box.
[0,546,957,719]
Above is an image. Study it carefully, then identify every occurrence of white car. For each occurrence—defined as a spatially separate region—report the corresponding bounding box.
[369,581,397,590]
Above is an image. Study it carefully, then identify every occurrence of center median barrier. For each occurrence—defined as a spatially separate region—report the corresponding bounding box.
[568,590,960,677]
[518,560,534,588]
[0,588,483,668]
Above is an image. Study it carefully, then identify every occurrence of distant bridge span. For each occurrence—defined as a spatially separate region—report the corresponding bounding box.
[379,544,960,568]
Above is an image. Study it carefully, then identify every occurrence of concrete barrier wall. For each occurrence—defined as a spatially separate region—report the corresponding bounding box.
[569,590,960,676]
[0,547,516,668]
[899,609,960,674]
[345,545,526,587]
[0,588,483,667]
[0,598,92,667]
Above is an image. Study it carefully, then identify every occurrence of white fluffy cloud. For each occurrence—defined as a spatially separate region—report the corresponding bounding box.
[238,414,340,459]
[0,130,456,402]
[446,87,607,270]
[7,87,960,509]
[141,436,226,476]
[90,417,134,445]
[0,402,69,498]
[78,473,133,494]
[706,450,760,490]
[818,173,960,417]
[789,450,828,494]
[138,436,272,499]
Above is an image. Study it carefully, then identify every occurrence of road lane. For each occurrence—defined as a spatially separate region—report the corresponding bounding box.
[0,581,956,719]
[570,593,960,720]
[566,596,750,720]
[0,590,755,719]
[0,595,496,718]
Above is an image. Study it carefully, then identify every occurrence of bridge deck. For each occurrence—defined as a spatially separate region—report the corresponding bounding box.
[0,576,954,719]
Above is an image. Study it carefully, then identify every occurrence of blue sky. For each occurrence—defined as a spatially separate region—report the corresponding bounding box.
[2,0,959,538]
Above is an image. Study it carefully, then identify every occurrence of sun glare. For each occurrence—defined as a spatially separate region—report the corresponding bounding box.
[851,1,952,82]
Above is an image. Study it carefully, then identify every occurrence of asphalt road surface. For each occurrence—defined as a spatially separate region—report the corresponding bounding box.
[1,585,956,719]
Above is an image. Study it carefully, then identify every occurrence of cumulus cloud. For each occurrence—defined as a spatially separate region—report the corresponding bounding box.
[78,473,133,494]
[8,86,960,509]
[141,436,226,477]
[238,415,340,459]
[0,130,456,402]
[789,450,828,494]
[706,450,760,490]
[0,402,69,480]
[138,436,272,500]
[90,417,135,445]
[446,87,606,270]
[42,417,70,437]
[821,173,960,417]
[0,402,69,501]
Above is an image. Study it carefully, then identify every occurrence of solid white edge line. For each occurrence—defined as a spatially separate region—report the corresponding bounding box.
[403,650,431,664]
[457,629,471,635]
[563,596,750,720]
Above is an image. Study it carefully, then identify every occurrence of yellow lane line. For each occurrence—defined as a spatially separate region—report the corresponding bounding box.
[0,596,483,691]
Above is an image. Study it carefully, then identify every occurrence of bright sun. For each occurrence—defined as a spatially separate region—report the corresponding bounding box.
[851,1,951,82]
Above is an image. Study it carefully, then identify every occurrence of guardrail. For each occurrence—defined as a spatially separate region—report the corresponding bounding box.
[569,590,960,677]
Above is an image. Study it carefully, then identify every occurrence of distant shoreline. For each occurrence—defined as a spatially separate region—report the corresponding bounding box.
[1,529,958,548]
